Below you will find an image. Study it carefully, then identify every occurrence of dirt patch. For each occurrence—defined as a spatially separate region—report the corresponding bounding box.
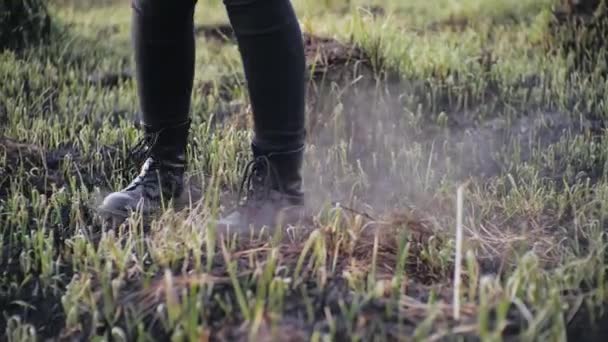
[304,34,371,78]
[0,136,130,199]
[1,137,66,196]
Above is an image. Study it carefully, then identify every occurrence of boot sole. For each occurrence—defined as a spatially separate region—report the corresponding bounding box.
[97,205,160,228]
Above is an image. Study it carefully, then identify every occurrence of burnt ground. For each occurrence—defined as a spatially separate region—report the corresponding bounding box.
[0,137,103,338]
[2,22,608,340]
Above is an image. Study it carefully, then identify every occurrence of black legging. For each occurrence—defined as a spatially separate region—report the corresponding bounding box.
[132,0,307,152]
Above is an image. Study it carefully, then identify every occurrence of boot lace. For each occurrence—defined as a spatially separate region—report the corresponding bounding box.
[123,130,164,190]
[237,155,283,207]
[126,119,190,166]
[128,130,161,166]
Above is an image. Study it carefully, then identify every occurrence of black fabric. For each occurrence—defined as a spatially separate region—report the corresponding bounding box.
[132,0,196,126]
[132,0,306,152]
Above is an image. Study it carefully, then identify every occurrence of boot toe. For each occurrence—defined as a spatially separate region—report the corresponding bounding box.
[99,191,141,217]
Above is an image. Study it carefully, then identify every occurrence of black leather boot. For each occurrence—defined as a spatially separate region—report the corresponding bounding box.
[99,120,190,219]
[216,144,307,235]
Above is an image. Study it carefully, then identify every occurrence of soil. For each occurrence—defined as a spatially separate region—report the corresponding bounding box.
[0,137,125,196]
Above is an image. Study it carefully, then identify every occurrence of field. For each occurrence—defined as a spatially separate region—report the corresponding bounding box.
[2,0,608,340]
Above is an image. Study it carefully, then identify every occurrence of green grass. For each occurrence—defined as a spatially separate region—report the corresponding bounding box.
[2,0,608,340]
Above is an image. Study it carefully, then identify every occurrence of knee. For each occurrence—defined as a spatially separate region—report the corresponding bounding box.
[132,0,197,42]
[132,0,196,18]
[223,0,296,35]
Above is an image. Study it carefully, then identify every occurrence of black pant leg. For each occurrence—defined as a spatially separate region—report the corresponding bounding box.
[132,0,196,127]
[224,0,307,152]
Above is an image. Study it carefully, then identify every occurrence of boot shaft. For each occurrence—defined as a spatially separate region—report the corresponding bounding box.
[142,119,191,169]
[133,119,191,198]
[252,144,304,203]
